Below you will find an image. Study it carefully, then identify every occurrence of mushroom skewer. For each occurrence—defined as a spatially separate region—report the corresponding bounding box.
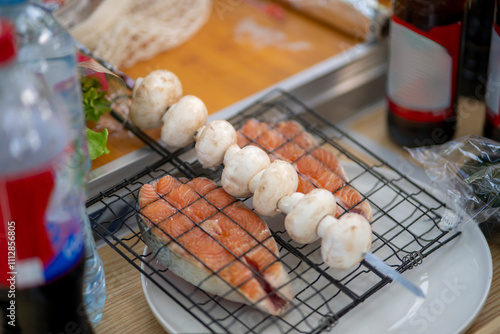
[159,106,373,269]
[127,71,425,297]
[74,59,374,269]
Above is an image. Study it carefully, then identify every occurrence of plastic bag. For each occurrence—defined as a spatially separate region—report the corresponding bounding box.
[407,135,500,237]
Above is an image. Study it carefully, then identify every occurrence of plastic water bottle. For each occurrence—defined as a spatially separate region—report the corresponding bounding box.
[0,19,94,333]
[0,0,106,325]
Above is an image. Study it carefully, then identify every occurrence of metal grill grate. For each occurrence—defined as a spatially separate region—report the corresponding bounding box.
[86,90,460,333]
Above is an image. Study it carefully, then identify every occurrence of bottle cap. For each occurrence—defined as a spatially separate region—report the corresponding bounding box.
[0,20,16,64]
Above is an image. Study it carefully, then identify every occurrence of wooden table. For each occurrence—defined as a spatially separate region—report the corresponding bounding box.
[90,1,500,333]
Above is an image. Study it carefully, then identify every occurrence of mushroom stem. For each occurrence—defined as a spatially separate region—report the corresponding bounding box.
[223,144,241,166]
[277,192,305,215]
[248,169,265,194]
[317,215,336,239]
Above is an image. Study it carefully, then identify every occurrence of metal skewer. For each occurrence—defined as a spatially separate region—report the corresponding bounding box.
[74,39,136,90]
[363,252,425,298]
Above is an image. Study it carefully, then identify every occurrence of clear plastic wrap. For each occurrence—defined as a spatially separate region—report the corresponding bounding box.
[275,0,391,41]
[408,135,500,237]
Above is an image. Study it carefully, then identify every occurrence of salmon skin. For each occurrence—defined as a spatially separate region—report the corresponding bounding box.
[237,118,372,221]
[137,175,294,316]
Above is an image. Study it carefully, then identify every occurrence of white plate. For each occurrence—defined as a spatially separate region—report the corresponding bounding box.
[140,165,493,334]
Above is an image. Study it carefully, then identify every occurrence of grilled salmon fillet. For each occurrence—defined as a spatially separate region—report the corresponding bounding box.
[138,176,294,315]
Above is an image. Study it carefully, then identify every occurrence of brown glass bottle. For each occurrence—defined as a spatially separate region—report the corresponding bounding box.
[387,0,467,148]
[460,0,495,100]
[484,1,500,142]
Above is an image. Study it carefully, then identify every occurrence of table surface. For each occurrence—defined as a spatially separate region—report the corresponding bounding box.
[90,1,500,333]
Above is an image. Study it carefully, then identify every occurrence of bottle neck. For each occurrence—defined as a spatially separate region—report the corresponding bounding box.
[394,0,467,31]
[496,1,500,27]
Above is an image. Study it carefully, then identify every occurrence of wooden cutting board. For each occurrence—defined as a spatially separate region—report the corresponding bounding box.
[90,0,363,170]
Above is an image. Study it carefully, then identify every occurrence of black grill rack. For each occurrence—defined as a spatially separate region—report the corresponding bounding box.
[87,90,461,333]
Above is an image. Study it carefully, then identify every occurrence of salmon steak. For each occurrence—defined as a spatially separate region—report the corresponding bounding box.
[237,118,372,221]
[137,175,294,315]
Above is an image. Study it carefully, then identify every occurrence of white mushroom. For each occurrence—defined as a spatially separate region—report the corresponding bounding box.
[253,160,298,217]
[161,95,208,149]
[195,120,237,169]
[221,146,271,198]
[223,143,241,165]
[284,189,336,244]
[317,213,372,270]
[129,70,182,129]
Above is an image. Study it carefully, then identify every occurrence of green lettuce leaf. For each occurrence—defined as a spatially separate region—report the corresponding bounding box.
[81,76,111,122]
[86,127,110,160]
[81,75,112,160]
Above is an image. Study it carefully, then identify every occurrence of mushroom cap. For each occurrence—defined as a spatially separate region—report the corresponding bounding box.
[253,160,298,217]
[221,146,270,198]
[161,95,208,149]
[129,70,182,129]
[285,189,336,244]
[195,120,237,169]
[318,213,372,270]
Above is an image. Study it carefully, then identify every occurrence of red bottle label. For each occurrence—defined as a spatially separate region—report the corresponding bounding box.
[387,16,462,122]
[486,23,500,127]
[0,160,84,288]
